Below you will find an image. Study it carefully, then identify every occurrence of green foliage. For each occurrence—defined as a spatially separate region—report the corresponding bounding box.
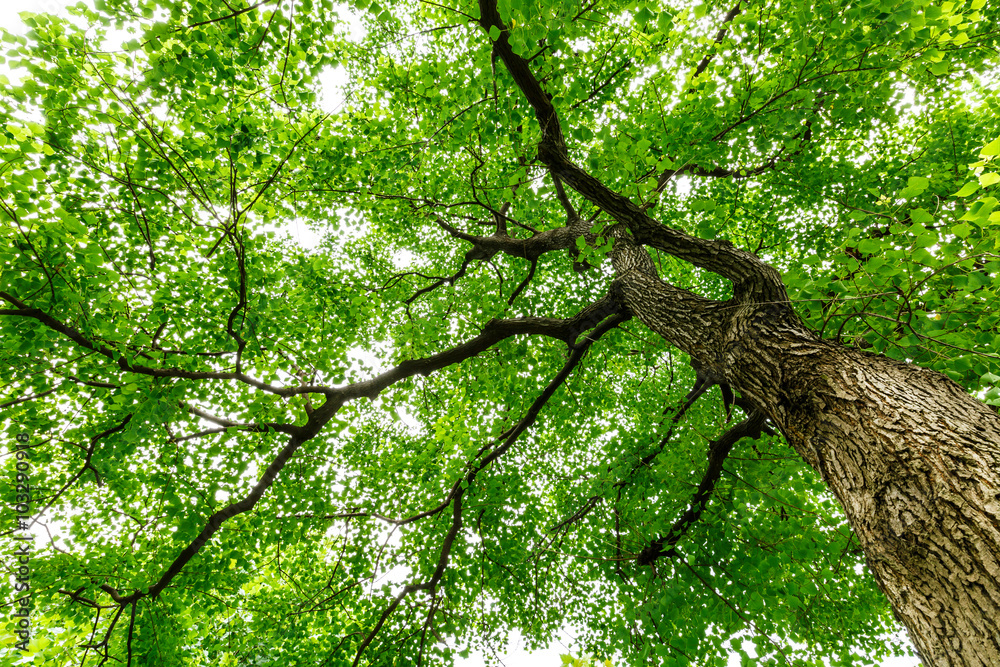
[785,130,1000,398]
[1,0,996,665]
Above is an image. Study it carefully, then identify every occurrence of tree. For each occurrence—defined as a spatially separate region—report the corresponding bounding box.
[1,0,999,665]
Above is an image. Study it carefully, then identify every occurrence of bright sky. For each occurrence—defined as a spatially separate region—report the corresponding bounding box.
[0,0,64,39]
[0,3,921,666]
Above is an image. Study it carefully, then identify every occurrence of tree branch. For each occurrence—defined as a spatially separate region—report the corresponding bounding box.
[328,288,628,406]
[476,0,789,303]
[691,2,742,81]
[0,291,334,397]
[93,292,630,613]
[637,410,767,565]
[181,402,301,436]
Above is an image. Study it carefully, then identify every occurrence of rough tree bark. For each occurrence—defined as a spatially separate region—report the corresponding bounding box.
[756,331,1000,667]
[476,1,1000,663]
[614,235,1000,667]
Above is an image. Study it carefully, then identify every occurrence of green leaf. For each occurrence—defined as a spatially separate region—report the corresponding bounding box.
[980,137,1000,157]
[954,182,980,197]
[857,239,882,254]
[960,197,997,225]
[979,172,1000,187]
[951,222,973,238]
[929,61,949,76]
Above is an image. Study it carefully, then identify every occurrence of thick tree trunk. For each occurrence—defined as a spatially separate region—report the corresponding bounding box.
[620,261,1000,666]
[732,327,1000,667]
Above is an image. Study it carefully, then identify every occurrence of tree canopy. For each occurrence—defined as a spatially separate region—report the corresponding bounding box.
[1,0,999,665]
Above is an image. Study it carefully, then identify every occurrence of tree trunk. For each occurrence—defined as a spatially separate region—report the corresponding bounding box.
[621,259,1000,666]
[735,329,1000,667]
